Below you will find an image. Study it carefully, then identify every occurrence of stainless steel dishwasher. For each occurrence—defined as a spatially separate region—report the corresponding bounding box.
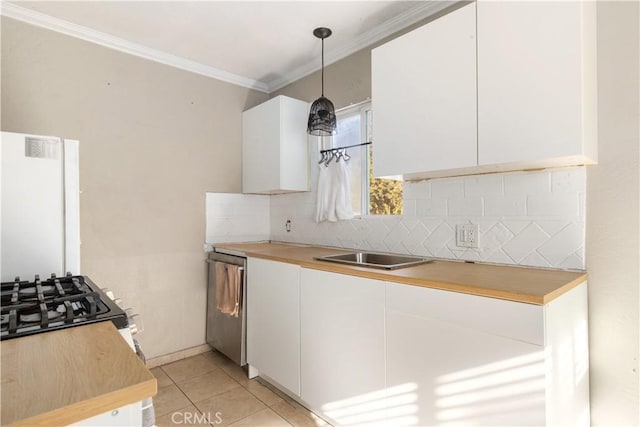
[206,250,247,366]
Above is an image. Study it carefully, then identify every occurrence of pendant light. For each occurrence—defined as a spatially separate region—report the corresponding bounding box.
[307,27,337,136]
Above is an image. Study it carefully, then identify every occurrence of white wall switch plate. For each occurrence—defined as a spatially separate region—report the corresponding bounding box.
[456,224,479,248]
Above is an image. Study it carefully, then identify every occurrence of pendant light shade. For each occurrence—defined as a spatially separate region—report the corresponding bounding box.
[308,96,336,136]
[308,27,337,136]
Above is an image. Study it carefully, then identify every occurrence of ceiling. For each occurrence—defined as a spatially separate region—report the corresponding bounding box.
[2,1,452,93]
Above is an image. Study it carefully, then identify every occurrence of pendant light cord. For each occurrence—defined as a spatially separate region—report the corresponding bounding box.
[321,37,325,96]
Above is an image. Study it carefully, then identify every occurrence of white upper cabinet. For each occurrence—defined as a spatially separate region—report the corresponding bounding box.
[477,1,597,168]
[371,2,478,178]
[242,95,309,194]
[371,1,597,179]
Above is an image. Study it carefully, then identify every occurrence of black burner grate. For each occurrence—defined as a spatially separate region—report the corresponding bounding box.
[0,274,128,340]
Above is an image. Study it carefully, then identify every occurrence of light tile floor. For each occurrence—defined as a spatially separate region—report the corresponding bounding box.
[151,350,330,427]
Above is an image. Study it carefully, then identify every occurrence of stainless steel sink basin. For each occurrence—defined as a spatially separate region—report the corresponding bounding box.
[314,252,431,270]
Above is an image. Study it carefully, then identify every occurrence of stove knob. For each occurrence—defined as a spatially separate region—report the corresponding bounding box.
[100,288,115,300]
[125,308,144,335]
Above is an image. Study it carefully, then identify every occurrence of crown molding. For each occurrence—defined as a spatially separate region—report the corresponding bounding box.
[265,1,455,92]
[1,1,454,94]
[0,2,271,93]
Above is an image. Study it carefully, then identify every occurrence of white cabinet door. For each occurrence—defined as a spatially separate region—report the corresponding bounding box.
[300,269,385,426]
[543,283,590,426]
[72,402,142,427]
[385,282,545,426]
[477,1,597,167]
[242,95,309,194]
[246,258,300,395]
[372,2,477,177]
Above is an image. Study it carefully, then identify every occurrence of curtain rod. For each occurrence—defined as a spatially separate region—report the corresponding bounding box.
[319,141,372,154]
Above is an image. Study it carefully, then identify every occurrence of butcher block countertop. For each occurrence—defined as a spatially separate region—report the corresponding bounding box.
[214,242,587,305]
[1,321,157,427]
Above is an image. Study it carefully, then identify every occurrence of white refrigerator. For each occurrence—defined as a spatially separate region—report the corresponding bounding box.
[1,131,80,282]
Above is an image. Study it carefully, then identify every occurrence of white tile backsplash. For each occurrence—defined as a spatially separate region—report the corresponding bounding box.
[268,166,587,270]
[537,223,583,266]
[447,197,483,216]
[504,171,551,194]
[416,198,447,216]
[502,223,551,263]
[431,178,465,199]
[206,167,586,270]
[551,168,586,193]
[484,195,527,216]
[464,175,504,197]
[527,193,580,217]
[205,193,270,245]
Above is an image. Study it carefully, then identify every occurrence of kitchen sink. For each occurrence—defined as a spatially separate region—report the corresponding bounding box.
[314,252,431,270]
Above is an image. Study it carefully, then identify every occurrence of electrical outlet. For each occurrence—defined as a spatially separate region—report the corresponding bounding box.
[456,224,479,248]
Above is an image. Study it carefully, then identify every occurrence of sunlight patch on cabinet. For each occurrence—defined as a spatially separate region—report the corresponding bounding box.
[321,382,418,426]
[433,351,546,425]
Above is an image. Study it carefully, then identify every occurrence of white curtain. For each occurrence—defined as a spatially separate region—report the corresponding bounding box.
[316,158,354,222]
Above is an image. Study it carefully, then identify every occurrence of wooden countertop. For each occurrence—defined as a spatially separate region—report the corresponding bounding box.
[1,322,157,427]
[214,242,587,305]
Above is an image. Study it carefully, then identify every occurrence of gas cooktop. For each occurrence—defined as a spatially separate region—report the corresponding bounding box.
[0,274,128,340]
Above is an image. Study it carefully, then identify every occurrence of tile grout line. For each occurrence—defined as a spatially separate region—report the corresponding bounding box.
[157,352,332,426]
[227,406,292,427]
[175,366,244,419]
[157,352,294,426]
[157,356,237,422]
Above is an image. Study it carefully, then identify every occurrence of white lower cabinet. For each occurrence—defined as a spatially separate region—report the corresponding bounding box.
[300,269,386,426]
[246,257,301,395]
[386,281,589,427]
[72,402,142,427]
[246,259,589,426]
[386,282,545,426]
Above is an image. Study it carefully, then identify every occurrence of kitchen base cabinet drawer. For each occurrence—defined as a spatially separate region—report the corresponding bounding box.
[71,401,142,427]
[386,282,544,346]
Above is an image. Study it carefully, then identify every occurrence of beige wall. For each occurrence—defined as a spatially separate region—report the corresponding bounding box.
[1,17,268,357]
[277,3,640,423]
[273,47,372,110]
[587,2,640,425]
[272,3,462,109]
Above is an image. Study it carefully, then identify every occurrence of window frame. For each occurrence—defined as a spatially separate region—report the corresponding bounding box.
[331,101,403,217]
[333,101,372,217]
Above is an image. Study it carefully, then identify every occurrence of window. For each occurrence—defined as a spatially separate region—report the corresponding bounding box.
[330,103,403,216]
